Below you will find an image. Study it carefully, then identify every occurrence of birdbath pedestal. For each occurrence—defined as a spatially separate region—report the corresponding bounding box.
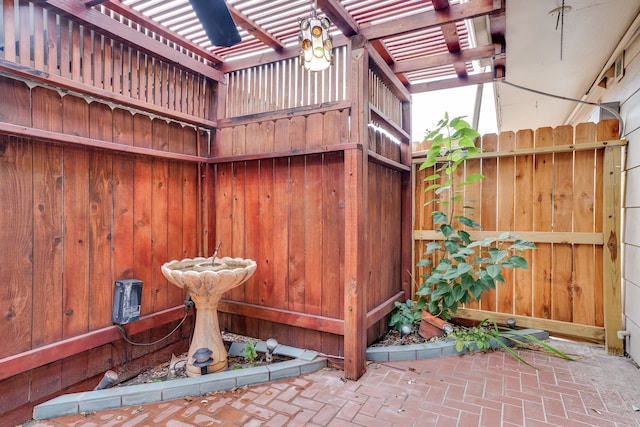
[161,256,257,377]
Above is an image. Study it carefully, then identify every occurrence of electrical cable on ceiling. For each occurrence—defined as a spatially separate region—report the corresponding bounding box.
[500,80,624,138]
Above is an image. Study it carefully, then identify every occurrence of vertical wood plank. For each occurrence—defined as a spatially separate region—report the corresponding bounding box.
[130,51,139,100]
[245,123,260,156]
[552,125,574,322]
[182,166,199,259]
[306,113,324,149]
[272,157,290,312]
[514,129,534,316]
[257,159,274,339]
[479,134,497,311]
[304,155,323,351]
[288,156,306,318]
[112,42,122,95]
[103,39,112,92]
[31,87,63,348]
[463,139,482,309]
[289,116,306,151]
[259,121,275,153]
[93,33,103,89]
[533,127,553,319]
[112,107,134,146]
[274,118,291,152]
[33,6,45,70]
[61,95,90,339]
[133,114,153,149]
[225,161,246,303]
[71,22,81,82]
[152,118,169,152]
[167,154,185,303]
[243,160,260,312]
[122,47,130,99]
[214,162,233,254]
[88,149,113,330]
[82,26,92,85]
[88,102,114,330]
[112,155,135,282]
[0,136,33,357]
[133,156,153,316]
[497,132,515,313]
[18,0,30,66]
[216,127,233,157]
[151,158,169,312]
[573,123,597,326]
[3,0,16,62]
[183,124,197,156]
[0,74,32,127]
[59,18,70,79]
[46,10,58,75]
[321,153,344,318]
[598,119,623,355]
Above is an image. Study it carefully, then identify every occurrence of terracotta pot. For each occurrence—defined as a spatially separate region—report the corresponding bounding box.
[418,311,453,339]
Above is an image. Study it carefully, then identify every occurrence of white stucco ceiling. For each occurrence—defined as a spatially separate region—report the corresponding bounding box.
[496,0,640,132]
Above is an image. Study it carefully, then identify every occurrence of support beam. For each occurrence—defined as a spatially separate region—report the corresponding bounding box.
[393,45,499,74]
[360,0,502,41]
[228,4,286,51]
[318,0,359,36]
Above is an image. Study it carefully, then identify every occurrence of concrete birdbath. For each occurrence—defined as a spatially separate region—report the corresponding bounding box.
[161,256,257,377]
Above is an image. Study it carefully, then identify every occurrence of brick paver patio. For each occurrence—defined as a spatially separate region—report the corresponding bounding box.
[23,339,640,426]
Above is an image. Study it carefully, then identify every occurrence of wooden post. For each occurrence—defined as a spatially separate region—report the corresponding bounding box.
[400,102,413,299]
[343,37,368,380]
[600,121,624,355]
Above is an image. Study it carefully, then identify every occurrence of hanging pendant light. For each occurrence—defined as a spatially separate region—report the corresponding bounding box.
[298,1,333,71]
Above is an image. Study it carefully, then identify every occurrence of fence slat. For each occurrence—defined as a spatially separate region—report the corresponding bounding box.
[480,134,497,311]
[532,127,553,319]
[514,129,534,316]
[497,131,515,313]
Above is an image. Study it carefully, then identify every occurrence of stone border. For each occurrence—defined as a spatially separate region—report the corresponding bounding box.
[33,342,326,420]
[366,328,549,362]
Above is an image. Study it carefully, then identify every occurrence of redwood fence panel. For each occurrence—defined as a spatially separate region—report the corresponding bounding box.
[0,73,203,420]
[412,120,624,353]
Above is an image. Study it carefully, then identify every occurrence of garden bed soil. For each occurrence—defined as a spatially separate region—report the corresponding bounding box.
[114,332,291,387]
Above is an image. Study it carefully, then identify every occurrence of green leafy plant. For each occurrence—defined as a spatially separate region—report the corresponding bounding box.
[415,114,535,320]
[388,299,424,331]
[447,319,576,369]
[243,340,258,366]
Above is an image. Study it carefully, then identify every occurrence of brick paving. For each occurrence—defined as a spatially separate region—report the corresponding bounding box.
[24,340,640,426]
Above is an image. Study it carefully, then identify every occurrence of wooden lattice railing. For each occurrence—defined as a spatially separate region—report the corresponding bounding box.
[225,45,349,118]
[1,0,214,120]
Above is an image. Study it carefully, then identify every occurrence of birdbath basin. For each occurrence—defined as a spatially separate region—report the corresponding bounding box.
[161,256,257,377]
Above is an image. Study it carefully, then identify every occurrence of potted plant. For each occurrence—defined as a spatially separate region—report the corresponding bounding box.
[391,113,535,338]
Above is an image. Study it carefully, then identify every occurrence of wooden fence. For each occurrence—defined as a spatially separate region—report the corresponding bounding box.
[412,120,624,354]
[0,22,413,419]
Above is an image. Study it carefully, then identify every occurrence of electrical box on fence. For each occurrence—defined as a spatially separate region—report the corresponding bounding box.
[112,279,143,324]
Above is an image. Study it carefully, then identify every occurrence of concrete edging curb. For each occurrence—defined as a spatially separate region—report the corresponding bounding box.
[33,343,326,420]
[366,328,549,362]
